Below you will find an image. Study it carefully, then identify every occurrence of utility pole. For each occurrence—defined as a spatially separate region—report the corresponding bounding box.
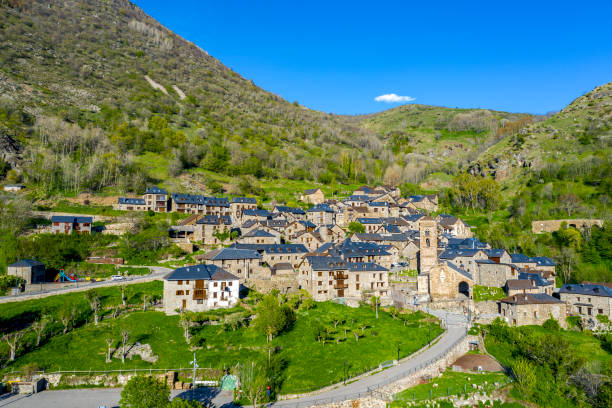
[190,352,198,401]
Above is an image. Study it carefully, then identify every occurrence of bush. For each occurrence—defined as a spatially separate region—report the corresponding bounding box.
[119,376,170,408]
[543,317,561,332]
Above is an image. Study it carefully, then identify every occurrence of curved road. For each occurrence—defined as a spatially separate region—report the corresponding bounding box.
[0,266,172,304]
[271,309,468,407]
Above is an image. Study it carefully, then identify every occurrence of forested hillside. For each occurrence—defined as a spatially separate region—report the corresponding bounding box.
[0,0,536,198]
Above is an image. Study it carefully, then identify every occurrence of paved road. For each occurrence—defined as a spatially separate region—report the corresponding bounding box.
[0,388,234,408]
[271,309,468,407]
[0,267,171,304]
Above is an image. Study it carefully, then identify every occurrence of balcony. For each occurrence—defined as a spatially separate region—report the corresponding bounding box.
[334,283,348,290]
[335,273,348,280]
[193,289,207,300]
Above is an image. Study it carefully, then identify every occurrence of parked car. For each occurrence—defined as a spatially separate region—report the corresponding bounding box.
[111,275,126,281]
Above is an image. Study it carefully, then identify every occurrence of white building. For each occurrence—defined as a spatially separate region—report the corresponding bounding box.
[163,264,239,315]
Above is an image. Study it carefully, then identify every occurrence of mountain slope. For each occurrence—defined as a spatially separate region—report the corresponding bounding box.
[0,0,537,198]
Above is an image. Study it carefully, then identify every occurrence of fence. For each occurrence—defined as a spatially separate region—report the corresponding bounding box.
[4,367,220,378]
[393,376,513,404]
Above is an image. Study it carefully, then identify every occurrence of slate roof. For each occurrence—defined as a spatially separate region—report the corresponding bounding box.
[500,293,562,305]
[510,253,535,264]
[484,249,508,258]
[118,197,146,205]
[506,279,536,290]
[145,186,167,194]
[518,272,552,287]
[357,217,383,224]
[307,204,335,213]
[445,261,473,280]
[446,238,488,250]
[408,195,427,202]
[324,239,391,258]
[51,215,93,223]
[231,197,257,204]
[383,225,401,233]
[303,188,321,195]
[242,209,271,217]
[348,262,388,272]
[274,206,306,215]
[354,233,384,242]
[306,256,348,270]
[8,259,44,268]
[559,283,612,297]
[439,249,483,260]
[231,243,308,254]
[298,220,317,228]
[171,194,230,207]
[243,229,276,238]
[368,201,389,207]
[531,257,556,267]
[165,264,238,281]
[196,215,232,225]
[403,214,425,222]
[200,248,261,261]
[344,195,371,202]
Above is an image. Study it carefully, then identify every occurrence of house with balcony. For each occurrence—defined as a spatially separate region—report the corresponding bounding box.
[114,197,148,211]
[163,264,239,315]
[144,186,168,212]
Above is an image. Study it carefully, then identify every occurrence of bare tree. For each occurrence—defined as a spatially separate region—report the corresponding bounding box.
[31,317,48,347]
[559,247,576,284]
[86,290,101,325]
[106,338,113,363]
[60,309,71,334]
[112,305,120,319]
[179,312,191,344]
[143,294,148,311]
[4,331,25,361]
[353,331,359,342]
[121,330,129,364]
[559,193,580,217]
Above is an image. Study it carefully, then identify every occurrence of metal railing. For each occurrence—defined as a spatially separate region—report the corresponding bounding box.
[272,328,468,407]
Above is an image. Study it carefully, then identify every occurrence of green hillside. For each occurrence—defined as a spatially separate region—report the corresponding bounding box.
[0,0,537,199]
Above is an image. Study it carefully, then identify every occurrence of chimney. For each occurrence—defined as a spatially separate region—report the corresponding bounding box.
[320,225,329,242]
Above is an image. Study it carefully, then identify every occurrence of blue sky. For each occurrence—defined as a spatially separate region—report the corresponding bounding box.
[133,1,612,115]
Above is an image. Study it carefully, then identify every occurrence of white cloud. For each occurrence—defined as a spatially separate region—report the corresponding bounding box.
[374,93,416,103]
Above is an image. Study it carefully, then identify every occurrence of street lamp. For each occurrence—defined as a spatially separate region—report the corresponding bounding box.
[189,352,198,401]
[397,342,402,361]
[428,324,431,346]
[344,360,347,385]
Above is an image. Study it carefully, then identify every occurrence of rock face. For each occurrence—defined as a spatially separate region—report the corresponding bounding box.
[0,129,20,167]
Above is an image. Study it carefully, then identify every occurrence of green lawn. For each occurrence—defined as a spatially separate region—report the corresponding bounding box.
[473,285,506,302]
[392,370,510,405]
[2,298,442,395]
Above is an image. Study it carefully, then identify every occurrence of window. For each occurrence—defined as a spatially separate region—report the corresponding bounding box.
[318,281,322,286]
[186,290,190,295]
[178,280,183,285]
[356,283,360,290]
[588,298,591,302]
[578,306,583,314]
[214,282,218,287]
[228,281,233,286]
[185,280,189,284]
[197,300,203,304]
[318,272,322,277]
[356,274,360,282]
[176,290,184,295]
[214,292,217,298]
[577,297,581,301]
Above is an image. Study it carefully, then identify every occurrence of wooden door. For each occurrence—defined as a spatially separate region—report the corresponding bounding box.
[182,299,187,309]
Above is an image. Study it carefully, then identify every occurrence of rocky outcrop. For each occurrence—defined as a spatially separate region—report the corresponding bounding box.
[0,127,20,167]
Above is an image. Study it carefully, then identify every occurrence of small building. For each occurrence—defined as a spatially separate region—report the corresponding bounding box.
[300,188,325,205]
[408,194,438,212]
[307,204,336,226]
[7,259,45,284]
[3,184,25,192]
[500,293,566,328]
[163,264,239,315]
[506,279,542,296]
[230,197,257,218]
[51,216,92,234]
[197,248,263,281]
[558,283,612,320]
[144,186,168,212]
[114,197,147,211]
[240,229,280,245]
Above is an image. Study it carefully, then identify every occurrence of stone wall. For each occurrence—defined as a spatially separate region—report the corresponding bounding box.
[532,219,603,234]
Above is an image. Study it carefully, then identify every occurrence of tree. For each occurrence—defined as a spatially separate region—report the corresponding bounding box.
[3,331,25,361]
[121,284,127,306]
[253,294,295,342]
[106,337,114,363]
[86,289,101,325]
[31,316,48,347]
[348,222,365,235]
[168,398,201,407]
[60,308,72,334]
[179,312,191,344]
[559,193,581,217]
[543,317,561,331]
[238,361,268,408]
[143,294,148,311]
[119,376,170,408]
[121,330,130,363]
[512,358,536,395]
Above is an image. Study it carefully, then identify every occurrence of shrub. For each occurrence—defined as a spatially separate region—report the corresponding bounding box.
[543,317,561,332]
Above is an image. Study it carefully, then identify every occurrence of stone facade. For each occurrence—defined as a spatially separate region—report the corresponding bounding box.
[301,188,325,204]
[429,263,474,300]
[475,262,518,288]
[7,260,45,285]
[418,217,438,273]
[500,294,566,328]
[532,219,603,234]
[559,284,612,319]
[163,273,239,315]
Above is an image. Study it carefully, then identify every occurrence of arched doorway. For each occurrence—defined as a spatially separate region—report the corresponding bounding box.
[458,281,470,298]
